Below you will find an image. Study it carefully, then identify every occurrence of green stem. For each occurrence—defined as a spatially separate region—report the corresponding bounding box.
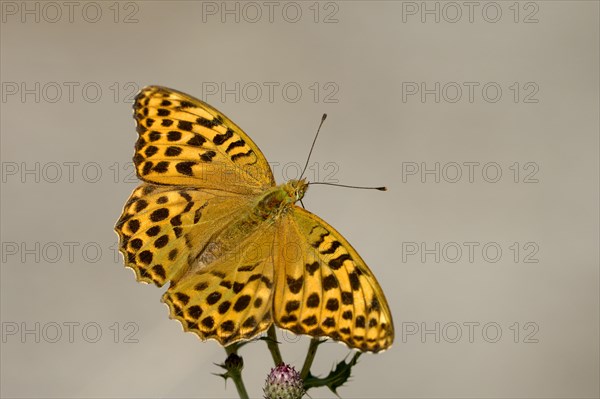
[225,345,249,399]
[266,325,283,365]
[300,337,321,380]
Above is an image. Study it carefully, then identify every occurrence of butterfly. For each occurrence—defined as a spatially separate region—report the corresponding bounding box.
[115,86,394,353]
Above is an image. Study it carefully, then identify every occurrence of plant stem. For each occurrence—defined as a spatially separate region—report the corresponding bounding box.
[225,345,249,399]
[300,337,321,380]
[266,324,283,365]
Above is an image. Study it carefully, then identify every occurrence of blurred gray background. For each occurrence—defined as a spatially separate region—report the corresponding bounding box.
[1,1,598,398]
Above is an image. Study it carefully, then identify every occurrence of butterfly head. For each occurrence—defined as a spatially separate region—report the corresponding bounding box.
[284,178,309,203]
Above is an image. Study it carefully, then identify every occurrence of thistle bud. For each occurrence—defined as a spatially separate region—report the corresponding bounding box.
[263,363,305,399]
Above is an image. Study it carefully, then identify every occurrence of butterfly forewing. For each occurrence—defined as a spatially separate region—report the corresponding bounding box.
[133,86,274,193]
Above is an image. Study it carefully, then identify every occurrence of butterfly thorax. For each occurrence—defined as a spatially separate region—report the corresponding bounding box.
[191,179,308,270]
[255,178,308,220]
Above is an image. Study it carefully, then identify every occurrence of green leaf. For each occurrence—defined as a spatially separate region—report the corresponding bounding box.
[303,352,362,395]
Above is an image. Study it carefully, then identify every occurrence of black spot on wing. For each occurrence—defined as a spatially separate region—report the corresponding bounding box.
[165,146,182,156]
[150,208,169,222]
[326,298,339,311]
[355,316,366,328]
[142,162,153,175]
[323,317,336,327]
[197,116,222,128]
[167,131,181,141]
[341,291,354,305]
[321,241,342,255]
[179,191,192,202]
[187,134,206,147]
[287,276,303,294]
[195,282,209,291]
[201,316,214,329]
[153,264,166,280]
[323,274,339,291]
[349,271,360,291]
[226,140,245,153]
[306,293,320,308]
[153,161,169,173]
[218,301,231,314]
[370,297,381,312]
[305,262,319,276]
[233,295,251,312]
[260,276,273,289]
[242,316,257,329]
[130,238,143,250]
[329,254,352,270]
[213,129,233,145]
[231,150,253,161]
[179,100,195,109]
[154,235,169,248]
[135,200,148,212]
[175,292,190,305]
[312,232,329,249]
[221,320,235,332]
[178,121,193,132]
[146,226,160,236]
[206,292,222,305]
[148,131,161,141]
[253,297,263,308]
[187,305,202,318]
[128,219,140,233]
[176,162,195,176]
[139,250,152,264]
[238,263,259,272]
[200,151,217,162]
[285,300,300,313]
[233,282,245,294]
[280,315,297,324]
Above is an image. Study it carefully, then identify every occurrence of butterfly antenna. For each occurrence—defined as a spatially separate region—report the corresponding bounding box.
[309,182,387,191]
[300,113,327,180]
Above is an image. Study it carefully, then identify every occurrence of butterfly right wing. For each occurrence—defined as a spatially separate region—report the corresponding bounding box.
[115,183,252,287]
[132,86,275,194]
[272,206,394,353]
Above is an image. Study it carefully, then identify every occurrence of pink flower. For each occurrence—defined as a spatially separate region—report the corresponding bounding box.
[263,363,305,399]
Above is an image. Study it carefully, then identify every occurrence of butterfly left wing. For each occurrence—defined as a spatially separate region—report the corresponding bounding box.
[133,86,275,194]
[273,207,394,353]
[162,221,277,346]
[115,183,254,287]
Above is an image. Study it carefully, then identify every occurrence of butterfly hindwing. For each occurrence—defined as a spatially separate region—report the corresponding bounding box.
[115,183,252,287]
[162,223,277,345]
[273,206,394,353]
[133,86,275,193]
